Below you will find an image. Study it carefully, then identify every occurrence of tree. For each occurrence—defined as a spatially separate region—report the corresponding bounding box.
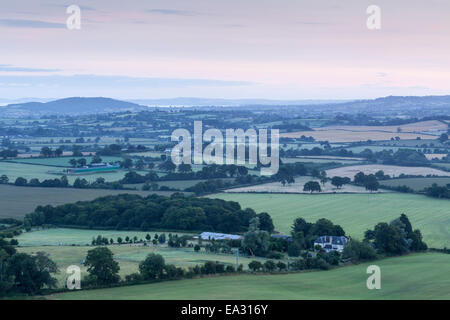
[139,253,165,279]
[354,172,366,185]
[277,261,287,271]
[371,222,408,255]
[241,217,270,257]
[159,160,176,172]
[0,175,9,184]
[364,174,379,192]
[438,133,448,143]
[248,260,263,272]
[69,159,77,167]
[257,212,274,233]
[178,163,192,173]
[303,181,321,193]
[84,247,120,285]
[40,147,53,158]
[91,155,102,164]
[14,177,27,186]
[77,158,87,167]
[263,260,276,272]
[6,253,58,294]
[342,240,377,262]
[331,176,345,189]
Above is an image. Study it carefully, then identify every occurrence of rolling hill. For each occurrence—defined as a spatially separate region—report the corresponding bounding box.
[0,97,148,116]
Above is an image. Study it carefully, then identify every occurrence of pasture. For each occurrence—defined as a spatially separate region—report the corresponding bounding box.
[0,185,174,219]
[49,253,450,300]
[9,156,122,167]
[225,176,386,194]
[16,228,194,246]
[0,161,150,183]
[210,193,450,248]
[280,120,445,143]
[325,164,450,179]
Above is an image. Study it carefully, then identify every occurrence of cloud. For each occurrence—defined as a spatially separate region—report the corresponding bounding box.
[0,65,61,73]
[147,9,200,16]
[0,19,65,28]
[0,74,254,88]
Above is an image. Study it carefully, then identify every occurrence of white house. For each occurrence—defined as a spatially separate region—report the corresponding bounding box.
[314,236,348,253]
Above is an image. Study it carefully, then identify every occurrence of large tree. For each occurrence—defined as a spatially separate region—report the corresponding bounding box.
[84,247,120,285]
[139,253,165,280]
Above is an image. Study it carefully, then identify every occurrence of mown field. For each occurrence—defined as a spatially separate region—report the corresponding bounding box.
[19,245,267,287]
[0,161,138,183]
[49,253,450,300]
[16,228,194,246]
[326,164,450,179]
[8,156,122,167]
[225,176,387,194]
[211,193,450,248]
[381,177,450,191]
[0,185,174,219]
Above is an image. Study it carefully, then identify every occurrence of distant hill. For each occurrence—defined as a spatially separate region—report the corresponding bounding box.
[330,95,450,113]
[128,97,350,107]
[0,97,148,116]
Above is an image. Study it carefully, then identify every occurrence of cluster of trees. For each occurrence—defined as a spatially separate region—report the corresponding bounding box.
[364,214,427,255]
[24,193,274,233]
[185,179,233,195]
[69,155,103,167]
[40,146,63,158]
[1,174,123,190]
[424,183,450,199]
[353,172,380,192]
[0,238,59,296]
[0,149,18,159]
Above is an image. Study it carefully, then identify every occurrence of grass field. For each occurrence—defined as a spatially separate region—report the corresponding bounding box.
[326,164,450,179]
[0,161,135,183]
[381,177,450,191]
[225,176,387,194]
[0,185,174,219]
[48,253,450,300]
[9,156,123,167]
[16,228,194,246]
[19,244,267,287]
[210,193,450,248]
[280,121,445,143]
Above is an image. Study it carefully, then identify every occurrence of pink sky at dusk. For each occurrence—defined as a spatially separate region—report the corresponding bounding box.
[0,0,449,99]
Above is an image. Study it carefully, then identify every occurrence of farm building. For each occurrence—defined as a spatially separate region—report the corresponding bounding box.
[199,232,242,241]
[314,236,348,253]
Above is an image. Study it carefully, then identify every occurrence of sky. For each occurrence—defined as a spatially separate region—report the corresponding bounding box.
[0,0,450,100]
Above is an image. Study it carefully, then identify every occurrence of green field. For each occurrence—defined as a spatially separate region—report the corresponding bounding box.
[0,185,174,219]
[9,156,122,167]
[381,177,450,191]
[210,193,450,248]
[0,161,153,183]
[19,244,267,287]
[16,228,193,246]
[49,253,450,300]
